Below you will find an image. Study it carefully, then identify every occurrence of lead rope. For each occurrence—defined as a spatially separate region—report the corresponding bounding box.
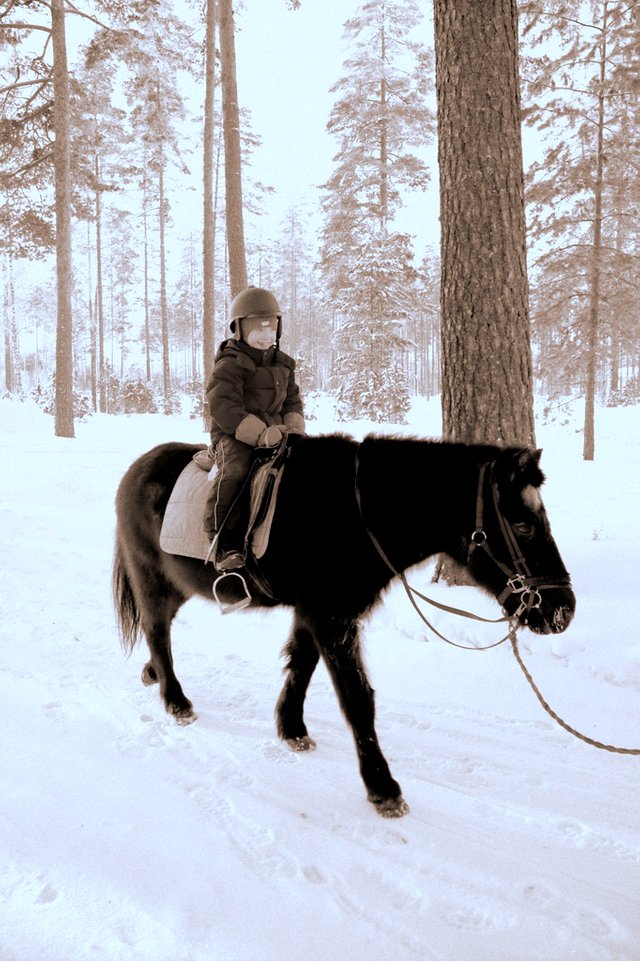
[354,446,640,755]
[509,628,640,755]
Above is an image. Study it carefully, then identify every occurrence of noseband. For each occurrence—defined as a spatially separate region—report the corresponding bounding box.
[468,461,572,621]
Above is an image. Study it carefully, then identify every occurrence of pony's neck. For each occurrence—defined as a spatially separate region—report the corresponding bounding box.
[359,438,491,573]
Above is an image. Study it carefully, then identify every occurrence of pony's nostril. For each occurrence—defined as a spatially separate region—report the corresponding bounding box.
[552,605,573,633]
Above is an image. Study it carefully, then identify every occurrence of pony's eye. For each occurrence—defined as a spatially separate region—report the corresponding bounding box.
[512,521,535,538]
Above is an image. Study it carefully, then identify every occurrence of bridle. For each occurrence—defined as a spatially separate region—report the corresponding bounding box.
[353,447,571,634]
[467,460,572,622]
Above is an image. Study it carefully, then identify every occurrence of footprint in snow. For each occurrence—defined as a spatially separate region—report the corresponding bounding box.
[35,884,58,905]
[43,701,66,724]
[262,740,300,764]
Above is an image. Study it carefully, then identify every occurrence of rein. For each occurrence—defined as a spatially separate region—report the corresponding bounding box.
[353,448,513,651]
[353,445,640,756]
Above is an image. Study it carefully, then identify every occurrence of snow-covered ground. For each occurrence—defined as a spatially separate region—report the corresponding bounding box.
[1,394,639,961]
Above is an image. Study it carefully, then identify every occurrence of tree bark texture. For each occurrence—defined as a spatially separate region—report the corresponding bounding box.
[51,0,74,438]
[218,0,247,297]
[143,175,151,383]
[202,0,216,421]
[158,143,171,411]
[94,154,106,412]
[2,234,20,395]
[582,4,608,462]
[434,0,535,446]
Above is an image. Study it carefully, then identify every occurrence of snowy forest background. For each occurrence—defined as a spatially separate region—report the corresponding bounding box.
[1,0,639,447]
[3,7,640,957]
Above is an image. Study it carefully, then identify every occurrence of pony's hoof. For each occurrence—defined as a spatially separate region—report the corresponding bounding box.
[370,795,410,818]
[169,704,198,726]
[285,735,317,752]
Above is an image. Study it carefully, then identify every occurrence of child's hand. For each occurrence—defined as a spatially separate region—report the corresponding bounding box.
[258,426,283,447]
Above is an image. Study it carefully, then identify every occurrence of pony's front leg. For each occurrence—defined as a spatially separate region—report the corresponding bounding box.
[310,614,409,818]
[275,615,320,751]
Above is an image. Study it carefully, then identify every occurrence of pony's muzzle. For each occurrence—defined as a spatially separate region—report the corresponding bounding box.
[550,604,574,633]
[528,596,575,635]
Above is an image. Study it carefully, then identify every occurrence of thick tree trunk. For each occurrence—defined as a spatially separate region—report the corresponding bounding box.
[51,0,74,438]
[218,0,247,297]
[434,0,534,446]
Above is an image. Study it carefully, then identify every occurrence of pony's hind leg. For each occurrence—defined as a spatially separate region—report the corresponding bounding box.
[133,572,196,725]
[309,613,409,818]
[275,615,319,751]
[144,613,197,725]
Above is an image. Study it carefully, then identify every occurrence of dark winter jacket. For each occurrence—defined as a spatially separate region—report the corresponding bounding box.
[206,339,305,447]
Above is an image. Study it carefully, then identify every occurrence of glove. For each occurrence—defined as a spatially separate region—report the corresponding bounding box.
[258,426,283,447]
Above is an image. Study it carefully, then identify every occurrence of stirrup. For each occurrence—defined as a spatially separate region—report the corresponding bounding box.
[212,571,252,615]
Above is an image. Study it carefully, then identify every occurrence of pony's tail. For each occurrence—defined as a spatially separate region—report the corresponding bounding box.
[112,536,142,654]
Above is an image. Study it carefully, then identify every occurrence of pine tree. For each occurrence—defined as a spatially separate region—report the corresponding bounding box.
[320,0,434,423]
[218,0,247,296]
[521,0,640,459]
[273,206,313,361]
[73,38,132,411]
[0,0,75,434]
[123,0,193,413]
[332,232,416,424]
[50,0,74,437]
[202,0,218,404]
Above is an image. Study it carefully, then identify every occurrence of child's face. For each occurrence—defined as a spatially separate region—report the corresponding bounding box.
[242,316,278,350]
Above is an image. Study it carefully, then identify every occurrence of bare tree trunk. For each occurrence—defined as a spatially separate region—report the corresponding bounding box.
[582,4,608,461]
[202,0,217,422]
[213,142,222,340]
[379,17,388,228]
[2,246,20,395]
[143,172,151,383]
[434,0,534,447]
[158,140,171,412]
[3,320,12,394]
[2,196,18,395]
[218,0,247,296]
[94,154,106,412]
[51,0,74,437]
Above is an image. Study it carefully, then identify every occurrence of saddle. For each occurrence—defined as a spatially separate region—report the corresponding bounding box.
[159,440,288,569]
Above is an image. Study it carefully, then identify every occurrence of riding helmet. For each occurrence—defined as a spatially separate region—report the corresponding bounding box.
[229,286,282,342]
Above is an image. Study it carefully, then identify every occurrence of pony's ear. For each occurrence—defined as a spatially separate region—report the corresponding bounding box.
[516,448,542,470]
[497,447,544,487]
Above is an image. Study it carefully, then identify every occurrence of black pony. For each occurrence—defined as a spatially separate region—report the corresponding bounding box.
[113,434,575,817]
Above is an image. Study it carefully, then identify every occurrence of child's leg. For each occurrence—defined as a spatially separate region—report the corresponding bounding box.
[203,436,253,546]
